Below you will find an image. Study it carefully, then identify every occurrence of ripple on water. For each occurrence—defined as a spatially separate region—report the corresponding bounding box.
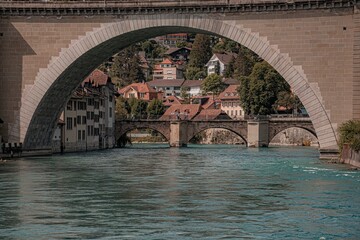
[0,145,359,239]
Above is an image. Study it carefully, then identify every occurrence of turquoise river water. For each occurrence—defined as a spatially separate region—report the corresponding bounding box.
[0,145,359,239]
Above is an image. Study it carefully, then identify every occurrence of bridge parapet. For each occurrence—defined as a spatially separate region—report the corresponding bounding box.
[1,0,356,15]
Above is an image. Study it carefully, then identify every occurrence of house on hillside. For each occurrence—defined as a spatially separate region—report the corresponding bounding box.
[148,79,185,97]
[205,53,237,76]
[182,80,202,97]
[165,47,191,62]
[219,85,244,119]
[118,82,158,101]
[152,58,184,80]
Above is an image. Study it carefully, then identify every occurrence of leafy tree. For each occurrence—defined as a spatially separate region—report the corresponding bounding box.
[185,67,206,80]
[147,98,165,119]
[339,120,360,152]
[116,97,131,119]
[187,34,212,69]
[212,38,239,54]
[176,41,188,48]
[128,98,148,119]
[238,62,290,115]
[274,91,303,114]
[180,86,190,104]
[201,74,226,96]
[109,46,145,87]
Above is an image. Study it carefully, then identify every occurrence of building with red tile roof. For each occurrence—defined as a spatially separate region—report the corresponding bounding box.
[152,58,184,80]
[118,82,158,101]
[193,109,231,121]
[162,95,183,108]
[218,85,244,119]
[160,104,202,121]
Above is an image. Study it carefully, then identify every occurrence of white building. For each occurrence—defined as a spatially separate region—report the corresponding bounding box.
[205,53,236,76]
[52,70,117,153]
[182,80,202,97]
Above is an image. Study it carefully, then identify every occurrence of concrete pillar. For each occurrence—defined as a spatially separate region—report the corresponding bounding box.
[247,118,269,147]
[169,121,188,147]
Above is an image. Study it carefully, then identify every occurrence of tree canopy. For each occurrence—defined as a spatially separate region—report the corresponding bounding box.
[201,74,226,96]
[147,98,165,119]
[109,46,145,87]
[238,62,290,115]
[185,34,212,79]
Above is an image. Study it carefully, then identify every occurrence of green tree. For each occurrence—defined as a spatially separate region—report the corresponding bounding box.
[274,91,303,114]
[185,67,206,80]
[128,98,148,119]
[201,74,226,96]
[147,98,165,119]
[180,86,190,104]
[116,97,131,119]
[109,46,145,87]
[238,62,290,115]
[187,34,212,69]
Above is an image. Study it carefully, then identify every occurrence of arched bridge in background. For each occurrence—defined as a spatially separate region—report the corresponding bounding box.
[0,0,359,159]
[115,117,316,150]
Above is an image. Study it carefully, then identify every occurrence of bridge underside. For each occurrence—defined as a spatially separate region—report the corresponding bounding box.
[0,3,358,156]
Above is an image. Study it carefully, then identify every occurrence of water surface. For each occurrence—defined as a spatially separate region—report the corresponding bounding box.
[0,145,359,239]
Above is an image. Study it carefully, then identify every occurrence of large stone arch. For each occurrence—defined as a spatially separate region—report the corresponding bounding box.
[20,14,337,151]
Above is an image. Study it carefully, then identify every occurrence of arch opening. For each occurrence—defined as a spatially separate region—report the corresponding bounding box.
[20,14,337,152]
[117,127,169,147]
[269,127,318,147]
[189,127,247,146]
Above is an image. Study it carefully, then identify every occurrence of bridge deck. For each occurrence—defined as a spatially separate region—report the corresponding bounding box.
[1,0,356,15]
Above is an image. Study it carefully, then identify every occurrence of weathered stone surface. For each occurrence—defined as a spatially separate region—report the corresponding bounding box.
[0,6,357,153]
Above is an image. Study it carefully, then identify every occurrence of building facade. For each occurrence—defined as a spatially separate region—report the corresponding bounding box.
[152,58,184,80]
[219,85,244,119]
[52,70,117,153]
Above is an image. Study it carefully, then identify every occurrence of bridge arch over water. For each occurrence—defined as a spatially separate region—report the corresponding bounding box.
[2,4,356,154]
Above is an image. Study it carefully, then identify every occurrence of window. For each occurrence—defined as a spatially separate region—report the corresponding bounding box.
[100,99,104,106]
[231,110,233,116]
[77,116,81,125]
[82,130,85,140]
[94,128,99,136]
[91,112,94,120]
[109,96,113,102]
[94,101,99,109]
[78,130,81,141]
[109,107,112,118]
[94,114,99,123]
[67,101,73,111]
[91,126,94,136]
[140,93,145,99]
[74,101,77,111]
[66,117,72,130]
[235,110,238,116]
[74,117,77,127]
[87,126,91,136]
[82,116,86,125]
[87,111,90,120]
[129,93,135,98]
[88,98,94,106]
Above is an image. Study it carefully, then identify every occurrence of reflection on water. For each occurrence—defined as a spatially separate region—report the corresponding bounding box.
[0,145,359,239]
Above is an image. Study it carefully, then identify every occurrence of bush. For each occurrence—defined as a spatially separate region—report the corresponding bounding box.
[339,120,360,152]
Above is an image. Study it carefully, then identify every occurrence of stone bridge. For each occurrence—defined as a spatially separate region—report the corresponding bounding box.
[115,117,315,149]
[0,0,359,156]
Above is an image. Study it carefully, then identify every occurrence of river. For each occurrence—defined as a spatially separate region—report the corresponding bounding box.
[0,145,359,239]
